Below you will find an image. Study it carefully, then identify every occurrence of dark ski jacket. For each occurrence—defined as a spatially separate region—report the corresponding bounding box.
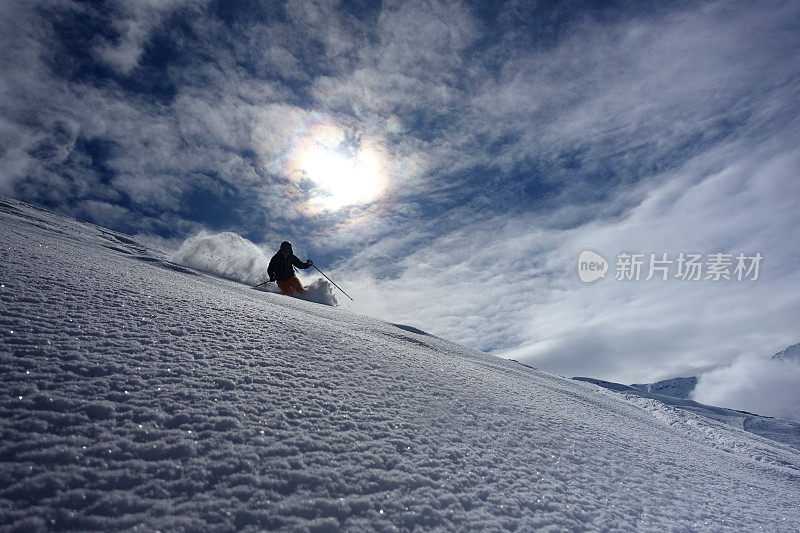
[268,252,311,282]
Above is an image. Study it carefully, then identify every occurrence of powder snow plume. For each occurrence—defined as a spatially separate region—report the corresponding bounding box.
[172,231,338,306]
[274,278,338,307]
[171,231,271,286]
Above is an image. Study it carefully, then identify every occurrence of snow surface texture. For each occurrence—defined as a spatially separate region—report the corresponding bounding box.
[171,231,337,307]
[1,195,800,531]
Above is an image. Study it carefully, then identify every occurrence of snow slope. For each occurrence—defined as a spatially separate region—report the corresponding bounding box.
[573,377,800,451]
[1,195,799,531]
[630,377,697,399]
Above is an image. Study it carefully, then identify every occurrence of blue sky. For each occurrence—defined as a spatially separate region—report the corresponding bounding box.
[2,0,799,385]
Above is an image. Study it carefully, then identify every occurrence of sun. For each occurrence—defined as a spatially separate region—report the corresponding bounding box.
[300,143,384,211]
[287,123,387,212]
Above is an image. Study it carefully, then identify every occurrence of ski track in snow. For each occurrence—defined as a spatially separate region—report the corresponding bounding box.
[1,195,799,531]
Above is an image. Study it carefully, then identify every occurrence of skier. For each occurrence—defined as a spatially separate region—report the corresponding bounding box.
[267,241,313,296]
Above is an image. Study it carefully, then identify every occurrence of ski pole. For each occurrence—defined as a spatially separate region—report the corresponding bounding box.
[252,280,272,289]
[313,265,354,301]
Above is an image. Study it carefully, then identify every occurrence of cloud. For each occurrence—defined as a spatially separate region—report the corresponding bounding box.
[692,355,800,422]
[93,0,206,75]
[5,0,795,242]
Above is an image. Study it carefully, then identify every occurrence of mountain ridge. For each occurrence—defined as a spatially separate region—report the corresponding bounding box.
[773,342,800,361]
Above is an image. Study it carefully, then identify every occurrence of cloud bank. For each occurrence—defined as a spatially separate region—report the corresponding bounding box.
[693,356,800,422]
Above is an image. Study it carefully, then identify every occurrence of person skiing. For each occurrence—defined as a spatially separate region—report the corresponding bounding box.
[267,241,313,296]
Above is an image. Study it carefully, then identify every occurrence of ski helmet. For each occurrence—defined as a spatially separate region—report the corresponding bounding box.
[280,241,292,251]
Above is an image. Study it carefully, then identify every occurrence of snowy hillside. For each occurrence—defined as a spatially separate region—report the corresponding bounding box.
[573,377,800,451]
[630,377,697,399]
[1,196,800,531]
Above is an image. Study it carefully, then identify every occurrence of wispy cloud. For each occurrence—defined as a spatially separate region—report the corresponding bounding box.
[92,0,205,75]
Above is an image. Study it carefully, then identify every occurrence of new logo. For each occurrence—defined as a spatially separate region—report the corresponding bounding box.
[578,250,608,283]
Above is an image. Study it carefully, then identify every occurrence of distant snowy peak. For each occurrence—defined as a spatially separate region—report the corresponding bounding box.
[772,342,800,362]
[630,377,698,399]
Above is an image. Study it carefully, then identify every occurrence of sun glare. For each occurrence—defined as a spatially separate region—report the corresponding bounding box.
[287,123,387,212]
